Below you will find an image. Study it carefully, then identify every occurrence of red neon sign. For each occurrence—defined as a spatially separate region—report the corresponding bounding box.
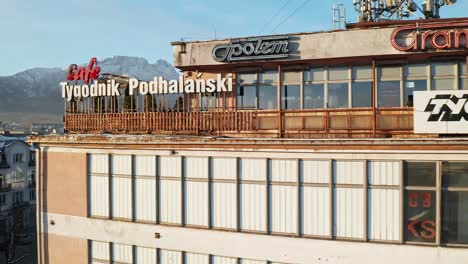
[391,22,468,52]
[67,57,101,84]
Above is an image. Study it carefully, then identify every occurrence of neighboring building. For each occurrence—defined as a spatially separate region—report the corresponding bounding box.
[0,136,36,246]
[32,18,468,264]
[30,123,64,135]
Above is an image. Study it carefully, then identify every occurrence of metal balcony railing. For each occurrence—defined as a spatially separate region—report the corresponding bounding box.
[64,108,418,138]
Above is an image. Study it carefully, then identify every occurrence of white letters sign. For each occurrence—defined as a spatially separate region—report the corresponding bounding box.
[414,91,468,134]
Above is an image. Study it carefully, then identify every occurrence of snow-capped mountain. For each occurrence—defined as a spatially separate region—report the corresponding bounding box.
[0,56,179,126]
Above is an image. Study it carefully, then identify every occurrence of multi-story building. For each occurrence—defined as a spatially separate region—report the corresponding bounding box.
[32,18,468,264]
[0,136,36,245]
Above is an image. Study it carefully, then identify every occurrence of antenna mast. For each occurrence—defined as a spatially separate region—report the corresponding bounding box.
[353,0,457,22]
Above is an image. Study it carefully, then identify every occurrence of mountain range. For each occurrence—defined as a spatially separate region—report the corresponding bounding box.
[0,56,179,128]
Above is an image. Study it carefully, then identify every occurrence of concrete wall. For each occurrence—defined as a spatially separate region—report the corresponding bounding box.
[173,21,468,69]
[41,233,88,264]
[42,151,87,217]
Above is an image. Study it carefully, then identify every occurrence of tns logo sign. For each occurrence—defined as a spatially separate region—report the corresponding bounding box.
[414,91,468,134]
[424,94,468,122]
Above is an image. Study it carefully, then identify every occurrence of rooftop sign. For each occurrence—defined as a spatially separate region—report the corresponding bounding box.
[61,74,233,102]
[67,57,101,84]
[414,90,468,134]
[212,36,289,62]
[391,22,468,52]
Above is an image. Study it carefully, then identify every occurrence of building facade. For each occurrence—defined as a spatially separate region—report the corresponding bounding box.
[0,137,36,246]
[34,18,468,264]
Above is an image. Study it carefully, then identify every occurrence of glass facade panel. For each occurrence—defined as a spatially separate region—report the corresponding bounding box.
[405,64,427,78]
[378,81,400,107]
[432,79,455,90]
[329,67,349,81]
[305,68,325,82]
[328,83,349,108]
[442,192,468,244]
[304,84,324,109]
[443,162,468,188]
[404,80,427,107]
[352,82,372,108]
[259,85,277,110]
[405,162,436,187]
[460,62,467,76]
[238,73,257,84]
[461,78,468,90]
[352,66,372,80]
[259,71,277,84]
[432,62,456,76]
[405,190,437,243]
[281,85,301,110]
[379,66,401,79]
[282,71,301,84]
[237,86,256,109]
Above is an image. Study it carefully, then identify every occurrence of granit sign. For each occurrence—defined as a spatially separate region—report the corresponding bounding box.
[391,22,468,52]
[212,36,289,62]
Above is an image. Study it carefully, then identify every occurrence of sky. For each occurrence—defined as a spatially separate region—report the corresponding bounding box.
[0,0,467,76]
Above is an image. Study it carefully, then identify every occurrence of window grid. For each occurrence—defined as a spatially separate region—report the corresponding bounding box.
[87,154,468,248]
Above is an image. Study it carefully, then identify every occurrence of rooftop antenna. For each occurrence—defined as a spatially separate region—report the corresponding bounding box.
[332,3,347,30]
[352,0,457,22]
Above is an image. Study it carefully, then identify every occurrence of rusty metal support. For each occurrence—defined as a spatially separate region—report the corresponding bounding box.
[372,59,377,137]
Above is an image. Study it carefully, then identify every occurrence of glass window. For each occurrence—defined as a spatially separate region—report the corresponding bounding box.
[237,86,256,109]
[405,162,437,187]
[461,78,468,90]
[259,85,277,110]
[304,68,325,82]
[328,83,349,108]
[281,85,300,110]
[353,66,372,80]
[432,62,455,76]
[432,79,455,90]
[404,80,428,107]
[379,66,401,80]
[460,62,467,76]
[329,67,349,81]
[405,161,437,243]
[352,82,372,108]
[443,162,468,187]
[378,81,400,107]
[405,64,427,78]
[199,93,216,111]
[442,192,468,244]
[405,190,437,243]
[259,71,277,84]
[459,62,467,90]
[238,73,257,84]
[282,71,301,84]
[304,84,325,109]
[442,162,468,244]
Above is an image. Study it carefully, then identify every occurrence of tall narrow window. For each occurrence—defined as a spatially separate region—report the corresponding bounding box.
[431,62,456,91]
[459,62,467,90]
[237,73,257,110]
[328,67,349,108]
[404,64,428,107]
[442,162,468,244]
[258,71,278,110]
[304,68,325,109]
[352,66,372,108]
[281,71,301,110]
[378,66,401,107]
[404,162,437,243]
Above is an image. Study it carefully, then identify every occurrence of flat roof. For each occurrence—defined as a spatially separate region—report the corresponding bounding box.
[28,134,468,151]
